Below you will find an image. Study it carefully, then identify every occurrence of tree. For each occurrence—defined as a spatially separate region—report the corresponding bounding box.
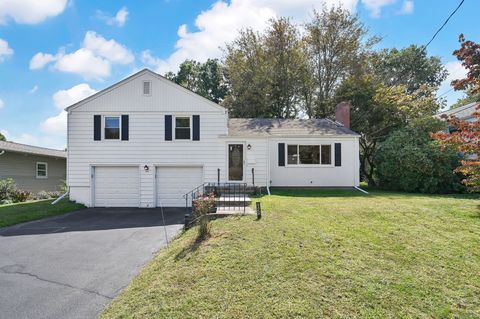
[375,118,461,193]
[0,133,5,141]
[223,18,306,118]
[451,92,480,109]
[165,59,228,103]
[371,45,447,93]
[432,106,480,192]
[451,34,480,94]
[303,6,377,118]
[335,75,441,185]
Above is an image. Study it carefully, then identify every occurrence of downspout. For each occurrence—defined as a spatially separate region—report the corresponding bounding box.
[52,187,69,205]
[0,150,5,156]
[266,137,271,195]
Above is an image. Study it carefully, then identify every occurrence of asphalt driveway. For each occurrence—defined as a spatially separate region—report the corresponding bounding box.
[0,207,185,319]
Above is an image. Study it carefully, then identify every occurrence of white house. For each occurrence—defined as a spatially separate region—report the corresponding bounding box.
[66,69,360,208]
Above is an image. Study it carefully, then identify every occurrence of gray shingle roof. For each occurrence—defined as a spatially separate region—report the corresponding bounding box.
[0,141,66,158]
[227,118,359,137]
[435,102,479,121]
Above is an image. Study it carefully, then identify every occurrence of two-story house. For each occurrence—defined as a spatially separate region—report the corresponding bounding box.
[66,69,360,208]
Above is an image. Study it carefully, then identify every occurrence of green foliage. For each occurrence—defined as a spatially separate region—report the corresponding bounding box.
[372,45,447,92]
[0,132,5,141]
[451,92,480,109]
[192,193,216,241]
[10,189,30,203]
[374,119,462,193]
[0,178,16,201]
[165,59,228,103]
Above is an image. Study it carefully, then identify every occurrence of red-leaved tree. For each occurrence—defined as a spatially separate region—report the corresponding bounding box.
[432,34,480,191]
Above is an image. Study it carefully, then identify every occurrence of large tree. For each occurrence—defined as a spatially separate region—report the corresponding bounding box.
[371,45,447,93]
[335,75,441,185]
[451,34,480,94]
[223,18,306,118]
[303,6,377,118]
[165,59,228,103]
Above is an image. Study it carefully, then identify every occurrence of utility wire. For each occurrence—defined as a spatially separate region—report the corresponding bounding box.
[423,0,465,50]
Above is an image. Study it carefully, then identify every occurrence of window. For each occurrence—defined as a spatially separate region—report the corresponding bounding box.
[104,117,120,140]
[321,145,332,165]
[175,117,191,140]
[36,162,48,179]
[287,144,332,165]
[143,81,151,95]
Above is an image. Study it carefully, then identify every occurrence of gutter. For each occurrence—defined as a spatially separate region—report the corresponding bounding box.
[52,187,69,205]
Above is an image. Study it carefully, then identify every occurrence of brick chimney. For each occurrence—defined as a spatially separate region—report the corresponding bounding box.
[335,101,351,129]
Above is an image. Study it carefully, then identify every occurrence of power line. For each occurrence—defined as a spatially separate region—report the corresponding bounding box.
[424,0,465,50]
[437,87,454,98]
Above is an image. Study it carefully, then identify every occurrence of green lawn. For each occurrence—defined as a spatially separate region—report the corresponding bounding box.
[0,199,85,227]
[102,189,480,318]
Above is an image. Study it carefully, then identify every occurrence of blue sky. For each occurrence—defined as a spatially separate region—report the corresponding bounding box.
[0,0,477,149]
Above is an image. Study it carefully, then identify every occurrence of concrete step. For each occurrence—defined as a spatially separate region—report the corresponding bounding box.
[214,207,255,215]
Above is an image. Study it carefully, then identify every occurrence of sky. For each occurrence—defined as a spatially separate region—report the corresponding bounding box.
[0,0,477,150]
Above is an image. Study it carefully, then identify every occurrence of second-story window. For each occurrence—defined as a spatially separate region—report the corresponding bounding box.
[175,117,190,140]
[105,116,120,140]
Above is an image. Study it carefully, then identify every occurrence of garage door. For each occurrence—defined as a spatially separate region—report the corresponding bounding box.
[156,166,203,207]
[94,166,139,207]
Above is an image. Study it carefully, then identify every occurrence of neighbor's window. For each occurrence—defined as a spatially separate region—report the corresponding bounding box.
[143,81,151,95]
[175,117,190,140]
[287,144,331,165]
[36,162,48,179]
[321,145,332,165]
[104,116,120,140]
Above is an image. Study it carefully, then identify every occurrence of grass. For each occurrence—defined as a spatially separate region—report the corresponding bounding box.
[102,189,480,318]
[0,199,85,227]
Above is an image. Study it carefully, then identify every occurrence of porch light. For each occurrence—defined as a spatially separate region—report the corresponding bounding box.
[247,144,252,150]
[144,165,149,172]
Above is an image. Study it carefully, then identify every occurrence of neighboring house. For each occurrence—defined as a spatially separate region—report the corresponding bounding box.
[0,141,66,192]
[435,101,479,132]
[66,69,360,208]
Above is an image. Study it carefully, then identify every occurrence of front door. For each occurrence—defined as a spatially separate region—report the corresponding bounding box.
[228,144,244,181]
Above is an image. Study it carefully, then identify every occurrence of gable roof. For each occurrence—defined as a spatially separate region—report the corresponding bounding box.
[435,101,479,121]
[227,118,359,137]
[0,141,66,158]
[65,68,226,112]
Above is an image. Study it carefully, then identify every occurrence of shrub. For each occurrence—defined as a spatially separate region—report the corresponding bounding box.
[0,178,16,201]
[374,119,463,193]
[10,189,30,203]
[31,191,63,200]
[192,193,216,241]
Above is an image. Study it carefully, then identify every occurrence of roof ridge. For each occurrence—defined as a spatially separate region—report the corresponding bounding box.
[0,140,65,152]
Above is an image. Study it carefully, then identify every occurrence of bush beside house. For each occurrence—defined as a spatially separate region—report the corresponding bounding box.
[374,120,463,193]
[0,178,63,205]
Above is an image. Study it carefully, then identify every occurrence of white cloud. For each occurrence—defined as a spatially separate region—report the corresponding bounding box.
[0,98,4,109]
[29,31,134,80]
[398,0,413,15]
[0,38,13,62]
[0,0,67,25]
[52,83,97,110]
[438,61,468,107]
[83,31,134,64]
[29,52,56,69]
[29,85,39,94]
[361,0,396,17]
[96,6,129,27]
[42,84,97,136]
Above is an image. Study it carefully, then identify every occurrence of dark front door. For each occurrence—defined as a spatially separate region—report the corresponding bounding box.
[228,144,244,181]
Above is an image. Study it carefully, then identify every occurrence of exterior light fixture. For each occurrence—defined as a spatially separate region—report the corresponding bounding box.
[247,144,252,150]
[144,165,149,172]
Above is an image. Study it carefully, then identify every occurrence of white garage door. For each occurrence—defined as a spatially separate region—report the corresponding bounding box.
[94,166,139,207]
[156,166,203,207]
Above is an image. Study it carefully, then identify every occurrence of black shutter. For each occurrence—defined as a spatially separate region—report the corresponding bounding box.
[121,115,129,141]
[335,143,342,166]
[165,115,172,141]
[94,115,101,141]
[278,143,285,167]
[192,115,200,141]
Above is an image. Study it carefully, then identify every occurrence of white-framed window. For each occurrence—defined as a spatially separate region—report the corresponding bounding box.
[287,144,332,166]
[143,81,151,95]
[36,162,48,179]
[175,116,191,140]
[104,116,120,140]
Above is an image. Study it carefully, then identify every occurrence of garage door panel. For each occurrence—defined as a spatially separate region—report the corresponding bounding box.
[156,167,203,207]
[94,166,139,207]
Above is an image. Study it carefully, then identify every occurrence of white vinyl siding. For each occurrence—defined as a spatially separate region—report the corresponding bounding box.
[156,166,203,207]
[93,166,139,207]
